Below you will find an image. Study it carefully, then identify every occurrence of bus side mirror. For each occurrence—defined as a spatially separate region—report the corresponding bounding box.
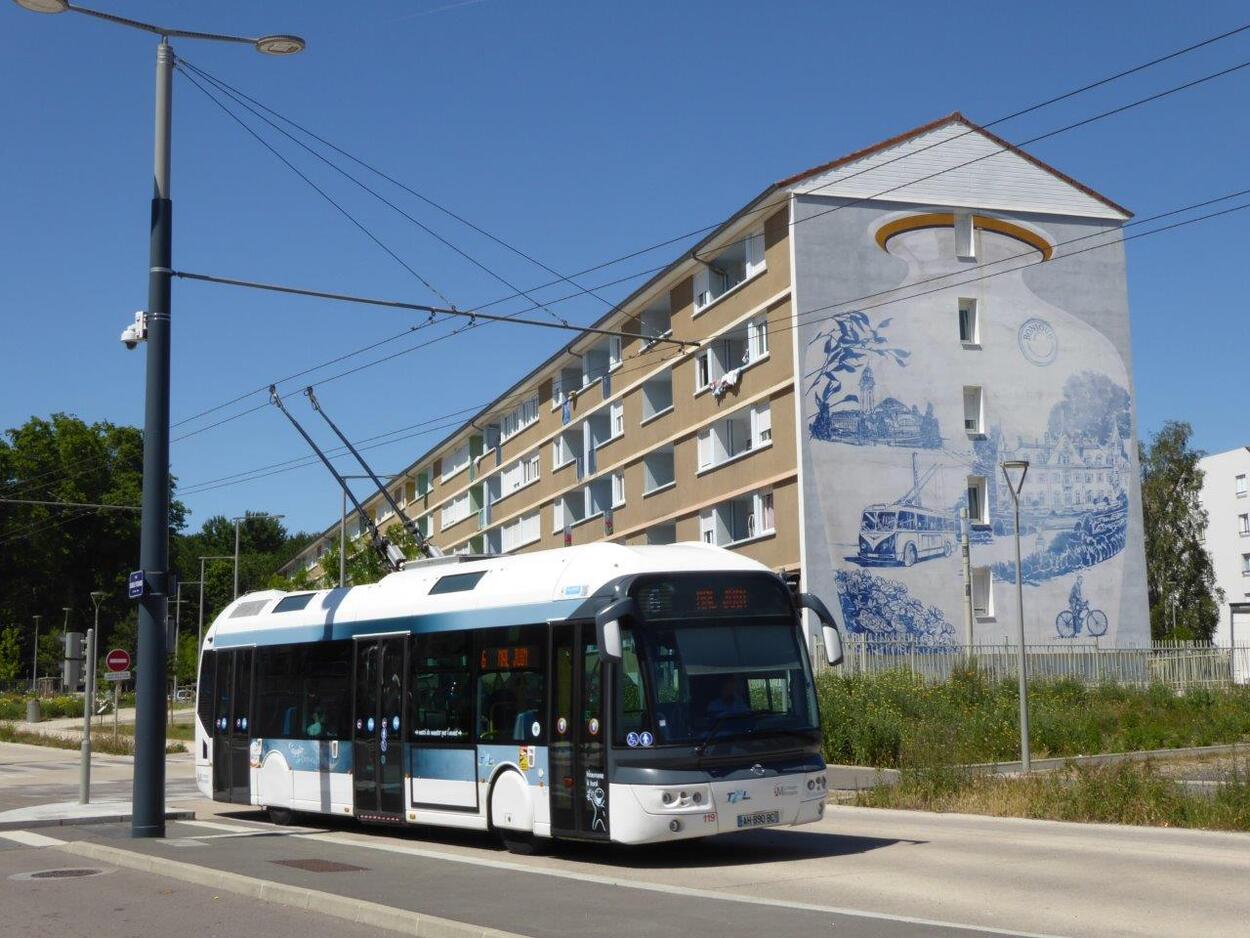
[798,592,844,667]
[595,598,634,663]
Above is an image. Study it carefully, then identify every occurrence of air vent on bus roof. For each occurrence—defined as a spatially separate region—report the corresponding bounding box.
[429,571,486,595]
[272,593,315,613]
[230,599,270,618]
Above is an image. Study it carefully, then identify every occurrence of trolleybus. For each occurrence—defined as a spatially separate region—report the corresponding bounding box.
[195,542,843,851]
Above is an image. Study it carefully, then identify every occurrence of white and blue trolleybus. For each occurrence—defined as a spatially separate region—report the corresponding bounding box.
[195,542,844,851]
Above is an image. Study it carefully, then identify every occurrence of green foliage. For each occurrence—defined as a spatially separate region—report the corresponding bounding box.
[0,627,21,683]
[1139,421,1222,640]
[817,668,1250,768]
[0,721,186,754]
[0,694,85,720]
[860,758,1250,833]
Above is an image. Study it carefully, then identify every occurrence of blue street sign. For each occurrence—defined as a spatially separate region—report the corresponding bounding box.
[128,570,145,600]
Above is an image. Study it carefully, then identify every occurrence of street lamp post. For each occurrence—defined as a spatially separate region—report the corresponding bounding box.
[232,513,285,599]
[12,0,304,838]
[81,591,106,803]
[31,614,41,692]
[1001,459,1031,774]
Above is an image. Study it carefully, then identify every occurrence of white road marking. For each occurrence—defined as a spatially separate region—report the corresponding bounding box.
[0,830,67,848]
[295,829,1072,938]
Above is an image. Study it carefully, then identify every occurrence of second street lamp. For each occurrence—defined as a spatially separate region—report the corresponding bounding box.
[12,0,304,839]
[1001,459,1031,774]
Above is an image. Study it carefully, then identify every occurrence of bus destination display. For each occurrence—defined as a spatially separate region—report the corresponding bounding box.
[634,574,791,620]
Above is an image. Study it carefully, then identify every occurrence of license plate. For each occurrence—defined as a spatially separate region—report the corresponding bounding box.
[736,810,780,829]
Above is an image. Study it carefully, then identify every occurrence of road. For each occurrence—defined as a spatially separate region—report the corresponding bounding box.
[1,741,1248,937]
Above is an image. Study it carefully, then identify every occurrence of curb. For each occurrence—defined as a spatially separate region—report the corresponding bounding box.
[56,838,533,938]
[0,809,194,832]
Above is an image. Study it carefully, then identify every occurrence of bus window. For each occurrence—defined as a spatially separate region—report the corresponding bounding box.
[411,632,472,743]
[899,511,916,531]
[253,642,351,741]
[255,646,302,738]
[613,631,648,743]
[197,649,216,732]
[476,626,545,743]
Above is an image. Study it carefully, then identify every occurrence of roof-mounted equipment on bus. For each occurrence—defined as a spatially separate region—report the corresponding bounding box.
[268,385,408,572]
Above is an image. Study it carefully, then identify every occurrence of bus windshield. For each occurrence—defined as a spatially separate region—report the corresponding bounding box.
[618,621,818,747]
[862,510,896,532]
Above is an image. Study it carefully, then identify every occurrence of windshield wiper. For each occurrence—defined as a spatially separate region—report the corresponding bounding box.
[695,710,785,755]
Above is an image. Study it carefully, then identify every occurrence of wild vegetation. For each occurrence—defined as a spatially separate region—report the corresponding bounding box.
[816,667,1250,769]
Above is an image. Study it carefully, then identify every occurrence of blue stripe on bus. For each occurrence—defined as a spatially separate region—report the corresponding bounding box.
[211,598,587,648]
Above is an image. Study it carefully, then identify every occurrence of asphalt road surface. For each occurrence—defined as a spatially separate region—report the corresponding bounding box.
[1,742,1248,937]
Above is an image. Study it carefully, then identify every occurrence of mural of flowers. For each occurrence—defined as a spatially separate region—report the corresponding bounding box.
[834,569,956,646]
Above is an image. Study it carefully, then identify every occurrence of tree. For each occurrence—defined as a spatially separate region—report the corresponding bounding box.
[0,414,185,676]
[1139,421,1222,640]
[0,626,22,683]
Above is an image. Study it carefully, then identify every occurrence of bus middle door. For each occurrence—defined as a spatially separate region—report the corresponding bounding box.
[352,635,407,823]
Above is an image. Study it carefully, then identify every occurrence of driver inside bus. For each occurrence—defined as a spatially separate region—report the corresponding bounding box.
[306,700,326,738]
[706,675,750,720]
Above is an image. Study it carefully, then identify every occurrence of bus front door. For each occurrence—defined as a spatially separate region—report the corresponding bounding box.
[549,623,608,840]
[352,636,406,822]
[211,647,253,805]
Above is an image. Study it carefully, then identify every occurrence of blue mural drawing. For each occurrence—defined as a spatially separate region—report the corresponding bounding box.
[807,313,941,447]
[1054,575,1109,638]
[849,457,954,567]
[834,569,956,646]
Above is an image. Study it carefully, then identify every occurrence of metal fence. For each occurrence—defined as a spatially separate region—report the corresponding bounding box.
[823,637,1250,691]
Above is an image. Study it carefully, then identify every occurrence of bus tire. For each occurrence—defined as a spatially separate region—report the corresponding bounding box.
[903,543,918,567]
[267,806,295,826]
[489,769,542,854]
[499,829,546,855]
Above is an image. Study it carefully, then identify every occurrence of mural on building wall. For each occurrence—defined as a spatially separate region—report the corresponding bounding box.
[797,208,1147,646]
[807,313,942,448]
[834,569,956,645]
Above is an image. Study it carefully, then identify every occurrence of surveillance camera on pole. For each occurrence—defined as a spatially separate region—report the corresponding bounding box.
[120,311,148,350]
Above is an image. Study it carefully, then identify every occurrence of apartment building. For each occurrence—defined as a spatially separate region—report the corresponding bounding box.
[1197,447,1250,657]
[285,113,1150,647]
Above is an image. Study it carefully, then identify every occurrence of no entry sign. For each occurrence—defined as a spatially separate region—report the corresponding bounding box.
[105,648,131,673]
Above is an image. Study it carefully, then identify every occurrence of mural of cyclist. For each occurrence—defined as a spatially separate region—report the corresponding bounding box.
[1068,575,1086,623]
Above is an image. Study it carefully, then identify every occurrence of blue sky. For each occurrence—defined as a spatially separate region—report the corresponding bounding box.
[2,0,1248,537]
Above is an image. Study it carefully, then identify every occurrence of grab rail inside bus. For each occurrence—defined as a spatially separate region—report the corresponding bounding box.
[798,592,845,667]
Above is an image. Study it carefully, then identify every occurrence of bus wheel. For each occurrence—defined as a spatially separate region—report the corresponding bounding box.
[267,806,295,826]
[903,544,918,567]
[498,829,546,855]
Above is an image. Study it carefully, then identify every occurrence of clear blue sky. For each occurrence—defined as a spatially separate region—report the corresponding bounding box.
[2,0,1248,537]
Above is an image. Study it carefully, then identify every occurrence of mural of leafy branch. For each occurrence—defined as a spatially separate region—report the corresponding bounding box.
[805,312,910,441]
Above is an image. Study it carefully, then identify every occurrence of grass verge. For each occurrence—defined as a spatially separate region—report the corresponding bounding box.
[856,758,1250,832]
[818,667,1250,768]
[0,721,185,755]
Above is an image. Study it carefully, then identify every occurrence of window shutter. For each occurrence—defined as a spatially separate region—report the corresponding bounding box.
[746,230,765,276]
[694,267,710,309]
[697,429,713,469]
[752,404,772,446]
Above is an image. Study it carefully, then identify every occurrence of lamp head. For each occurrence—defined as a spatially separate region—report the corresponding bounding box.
[1001,459,1030,495]
[255,34,304,55]
[12,0,69,13]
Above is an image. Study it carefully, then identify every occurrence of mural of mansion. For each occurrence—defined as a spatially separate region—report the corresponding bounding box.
[993,429,1129,517]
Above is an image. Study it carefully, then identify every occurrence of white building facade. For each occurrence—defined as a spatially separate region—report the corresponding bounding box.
[1197,446,1250,653]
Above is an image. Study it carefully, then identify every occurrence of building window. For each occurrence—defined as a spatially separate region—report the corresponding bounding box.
[643,445,675,494]
[552,435,572,471]
[972,566,993,617]
[695,350,711,391]
[610,401,625,439]
[500,511,541,553]
[500,394,539,442]
[646,523,676,545]
[441,442,471,482]
[611,471,626,508]
[747,317,769,361]
[958,297,979,345]
[1238,474,1247,498]
[954,213,976,260]
[693,229,765,311]
[441,491,471,530]
[966,475,988,525]
[642,371,673,421]
[1243,553,1250,577]
[963,386,984,436]
[697,402,772,471]
[1240,514,1250,537]
[609,336,622,370]
[551,499,564,534]
[698,488,775,546]
[501,453,539,495]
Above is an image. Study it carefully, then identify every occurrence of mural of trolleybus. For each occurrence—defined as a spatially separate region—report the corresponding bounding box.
[855,504,953,567]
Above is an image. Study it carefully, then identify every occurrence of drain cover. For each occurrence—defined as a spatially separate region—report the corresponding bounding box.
[271,858,367,873]
[11,868,109,881]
